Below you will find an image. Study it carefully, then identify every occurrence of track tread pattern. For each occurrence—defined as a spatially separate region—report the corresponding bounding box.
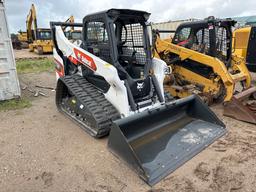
[60,75,120,137]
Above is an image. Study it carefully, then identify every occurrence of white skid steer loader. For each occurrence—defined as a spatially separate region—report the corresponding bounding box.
[50,9,226,185]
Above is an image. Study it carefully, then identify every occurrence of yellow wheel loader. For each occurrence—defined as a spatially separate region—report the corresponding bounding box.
[11,31,29,50]
[17,30,29,48]
[233,26,256,72]
[153,17,256,124]
[50,9,226,185]
[26,4,53,55]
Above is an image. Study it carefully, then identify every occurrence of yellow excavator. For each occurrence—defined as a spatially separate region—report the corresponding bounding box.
[153,17,256,124]
[62,15,82,42]
[26,4,53,54]
[62,15,75,31]
[233,26,256,72]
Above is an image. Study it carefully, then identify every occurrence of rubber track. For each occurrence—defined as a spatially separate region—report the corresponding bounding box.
[73,75,120,121]
[61,75,120,137]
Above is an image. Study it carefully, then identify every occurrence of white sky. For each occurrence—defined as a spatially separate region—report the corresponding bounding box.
[5,0,256,32]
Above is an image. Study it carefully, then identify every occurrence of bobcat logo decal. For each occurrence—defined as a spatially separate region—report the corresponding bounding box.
[137,82,144,91]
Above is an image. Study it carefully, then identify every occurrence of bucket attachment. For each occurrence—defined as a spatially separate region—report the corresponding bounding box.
[108,95,226,185]
[223,87,256,124]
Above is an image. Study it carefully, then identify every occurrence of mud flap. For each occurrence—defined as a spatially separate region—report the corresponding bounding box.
[108,95,226,185]
[223,87,256,124]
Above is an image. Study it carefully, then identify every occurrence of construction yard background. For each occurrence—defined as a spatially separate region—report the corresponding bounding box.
[0,49,255,191]
[2,0,256,190]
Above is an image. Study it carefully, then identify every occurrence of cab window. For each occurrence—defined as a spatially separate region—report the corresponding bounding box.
[86,22,108,43]
[174,27,191,43]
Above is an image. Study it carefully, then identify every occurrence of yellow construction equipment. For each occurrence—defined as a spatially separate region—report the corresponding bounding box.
[62,15,75,31]
[233,26,256,72]
[153,17,256,124]
[62,16,82,42]
[17,30,29,48]
[17,31,27,42]
[11,31,28,50]
[26,4,53,54]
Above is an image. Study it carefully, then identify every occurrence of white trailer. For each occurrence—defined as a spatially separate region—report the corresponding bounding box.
[150,18,198,39]
[148,18,198,45]
[0,0,20,100]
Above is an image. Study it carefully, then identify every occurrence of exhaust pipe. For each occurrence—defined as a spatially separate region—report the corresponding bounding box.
[108,95,226,185]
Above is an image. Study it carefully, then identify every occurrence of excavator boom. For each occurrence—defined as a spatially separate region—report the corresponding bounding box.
[62,15,75,31]
[26,3,37,43]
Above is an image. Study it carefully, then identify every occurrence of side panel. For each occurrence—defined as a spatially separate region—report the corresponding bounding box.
[0,1,20,100]
[54,26,130,116]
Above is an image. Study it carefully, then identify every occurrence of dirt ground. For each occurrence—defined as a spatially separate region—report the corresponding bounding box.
[1,57,256,191]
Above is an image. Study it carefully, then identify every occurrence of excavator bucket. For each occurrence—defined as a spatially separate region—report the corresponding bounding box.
[224,87,256,124]
[108,95,226,185]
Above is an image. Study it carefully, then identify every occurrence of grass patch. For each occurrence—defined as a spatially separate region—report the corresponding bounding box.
[16,58,54,74]
[0,98,32,111]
